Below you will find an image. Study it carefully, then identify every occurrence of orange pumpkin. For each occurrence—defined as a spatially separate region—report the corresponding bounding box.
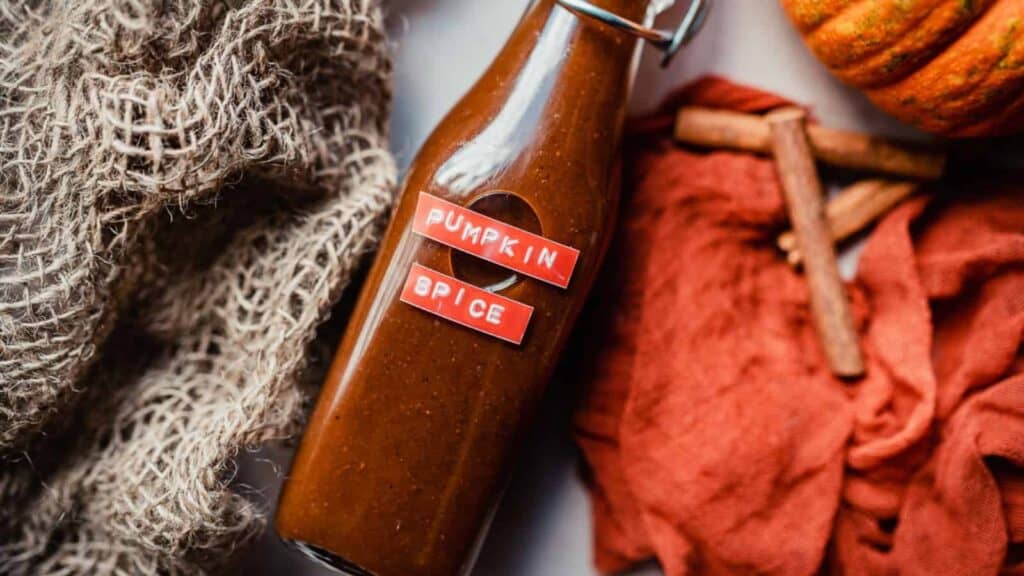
[781,0,1024,137]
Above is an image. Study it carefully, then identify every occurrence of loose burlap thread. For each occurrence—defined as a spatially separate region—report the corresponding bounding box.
[0,1,395,574]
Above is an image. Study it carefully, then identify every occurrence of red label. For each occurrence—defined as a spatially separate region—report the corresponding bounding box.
[412,192,580,289]
[400,264,534,345]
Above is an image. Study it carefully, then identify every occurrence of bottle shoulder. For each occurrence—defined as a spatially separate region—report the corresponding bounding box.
[405,4,637,205]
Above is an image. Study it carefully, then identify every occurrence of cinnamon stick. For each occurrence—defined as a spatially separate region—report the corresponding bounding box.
[779,179,920,266]
[767,107,865,379]
[675,107,946,180]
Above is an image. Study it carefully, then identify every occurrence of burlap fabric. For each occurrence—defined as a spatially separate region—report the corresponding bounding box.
[0,1,395,573]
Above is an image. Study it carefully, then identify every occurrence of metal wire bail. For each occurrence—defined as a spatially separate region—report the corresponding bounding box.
[555,0,711,67]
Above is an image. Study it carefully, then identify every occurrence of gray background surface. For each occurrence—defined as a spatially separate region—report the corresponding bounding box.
[237,1,918,574]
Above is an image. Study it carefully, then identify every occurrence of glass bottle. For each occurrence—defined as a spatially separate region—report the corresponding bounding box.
[276,1,684,574]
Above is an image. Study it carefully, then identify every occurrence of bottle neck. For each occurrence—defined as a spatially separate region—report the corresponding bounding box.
[515,0,656,103]
[547,0,662,26]
[431,0,652,195]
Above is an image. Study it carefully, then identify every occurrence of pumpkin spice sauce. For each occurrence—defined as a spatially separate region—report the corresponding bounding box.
[275,1,661,574]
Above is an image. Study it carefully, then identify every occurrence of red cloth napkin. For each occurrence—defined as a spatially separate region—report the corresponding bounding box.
[574,77,1024,576]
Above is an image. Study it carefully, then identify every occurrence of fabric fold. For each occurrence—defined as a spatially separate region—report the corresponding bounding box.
[575,77,1024,576]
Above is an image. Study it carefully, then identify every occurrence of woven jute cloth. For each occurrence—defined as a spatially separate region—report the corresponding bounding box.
[0,1,395,573]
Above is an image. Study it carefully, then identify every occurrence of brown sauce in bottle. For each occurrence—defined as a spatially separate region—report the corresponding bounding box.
[276,1,655,574]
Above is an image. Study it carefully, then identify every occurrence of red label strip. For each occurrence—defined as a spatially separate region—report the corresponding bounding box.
[412,192,580,289]
[400,263,534,345]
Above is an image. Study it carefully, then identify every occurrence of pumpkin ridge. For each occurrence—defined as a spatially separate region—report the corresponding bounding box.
[946,30,1023,100]
[783,0,1024,135]
[935,10,1024,130]
[867,0,1024,134]
[952,89,1024,134]
[840,0,999,88]
[935,53,1024,132]
[780,0,860,34]
[808,0,995,86]
[826,0,950,73]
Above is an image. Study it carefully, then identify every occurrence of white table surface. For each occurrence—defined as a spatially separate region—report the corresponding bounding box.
[236,1,919,574]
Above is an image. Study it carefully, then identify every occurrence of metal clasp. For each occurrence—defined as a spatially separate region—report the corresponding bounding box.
[555,0,711,67]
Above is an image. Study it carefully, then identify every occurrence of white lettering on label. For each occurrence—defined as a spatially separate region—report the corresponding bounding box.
[426,208,445,227]
[415,195,581,287]
[485,304,505,325]
[444,212,463,232]
[481,228,500,246]
[401,263,535,344]
[500,237,518,257]
[431,281,450,300]
[462,223,481,243]
[414,275,431,297]
[468,299,486,319]
[538,247,557,269]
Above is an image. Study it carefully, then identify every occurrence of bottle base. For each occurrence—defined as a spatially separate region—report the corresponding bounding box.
[282,539,376,576]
